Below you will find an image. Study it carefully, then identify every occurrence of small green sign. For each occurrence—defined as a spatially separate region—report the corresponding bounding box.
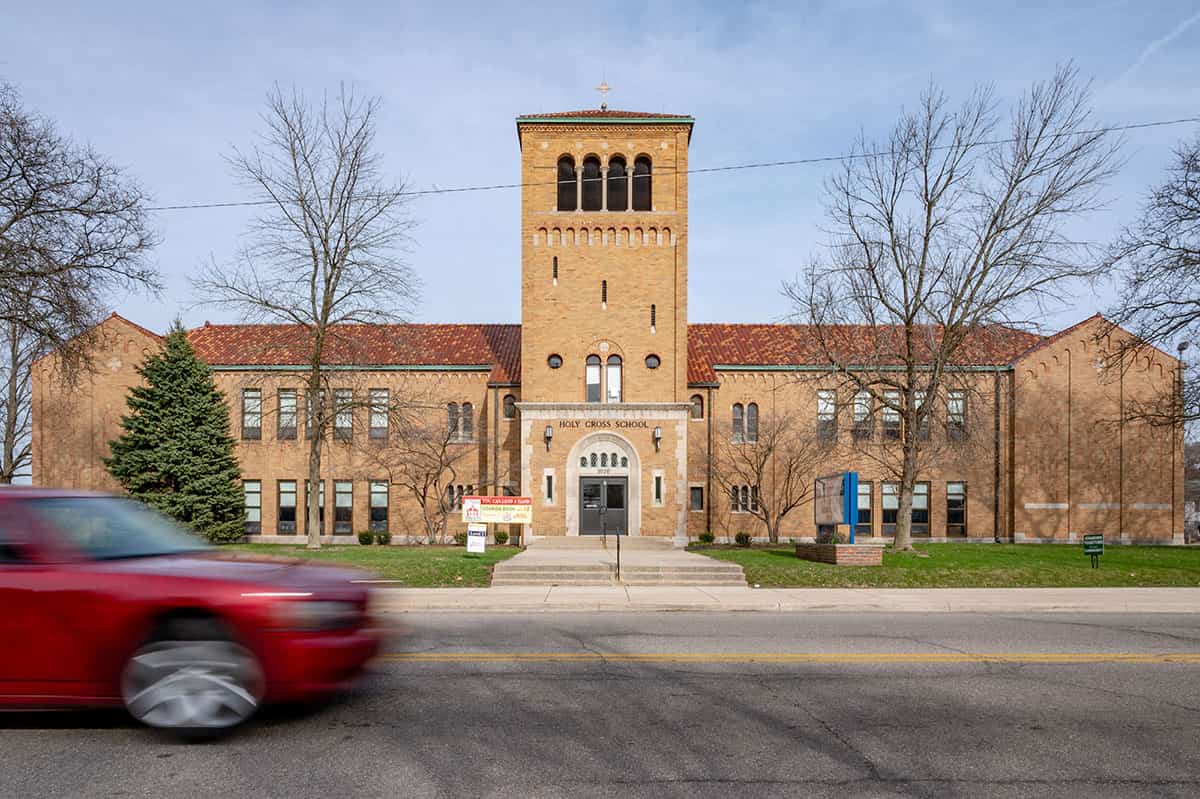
[1083,534,1103,568]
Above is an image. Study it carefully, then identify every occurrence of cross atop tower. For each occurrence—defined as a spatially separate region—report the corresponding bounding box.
[595,80,611,111]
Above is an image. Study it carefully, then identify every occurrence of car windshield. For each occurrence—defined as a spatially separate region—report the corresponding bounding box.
[26,497,211,560]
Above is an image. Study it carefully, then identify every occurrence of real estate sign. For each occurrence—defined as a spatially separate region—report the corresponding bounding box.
[466,523,488,554]
[462,495,534,524]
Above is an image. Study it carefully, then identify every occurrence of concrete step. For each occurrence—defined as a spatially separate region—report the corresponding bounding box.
[493,563,612,574]
[619,576,748,586]
[526,536,676,551]
[491,577,616,586]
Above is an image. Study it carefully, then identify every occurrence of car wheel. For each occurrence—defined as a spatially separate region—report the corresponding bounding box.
[121,619,264,734]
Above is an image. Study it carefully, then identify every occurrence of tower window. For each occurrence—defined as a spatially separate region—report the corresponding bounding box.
[556,156,576,211]
[732,403,744,442]
[606,355,623,403]
[586,355,602,403]
[632,156,652,211]
[607,156,628,211]
[645,354,660,369]
[503,394,517,419]
[746,402,759,443]
[552,256,558,283]
[690,394,704,420]
[650,303,656,330]
[548,353,563,369]
[582,156,602,211]
[601,279,608,306]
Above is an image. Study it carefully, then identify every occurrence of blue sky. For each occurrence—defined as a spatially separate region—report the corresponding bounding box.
[4,1,1199,334]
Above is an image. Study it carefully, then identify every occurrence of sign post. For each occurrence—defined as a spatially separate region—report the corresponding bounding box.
[814,472,859,543]
[1082,534,1103,568]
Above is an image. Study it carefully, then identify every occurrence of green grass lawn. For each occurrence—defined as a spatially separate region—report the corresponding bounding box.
[693,543,1200,588]
[219,544,521,587]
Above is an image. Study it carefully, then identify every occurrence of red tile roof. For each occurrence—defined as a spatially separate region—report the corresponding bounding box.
[517,109,692,120]
[114,319,1042,387]
[186,323,522,384]
[687,323,1043,384]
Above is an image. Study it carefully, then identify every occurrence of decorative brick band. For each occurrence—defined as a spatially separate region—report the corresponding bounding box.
[794,543,884,566]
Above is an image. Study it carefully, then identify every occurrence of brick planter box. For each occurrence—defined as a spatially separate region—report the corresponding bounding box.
[794,543,884,566]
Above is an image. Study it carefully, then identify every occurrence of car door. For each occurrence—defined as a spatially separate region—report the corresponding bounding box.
[0,500,111,701]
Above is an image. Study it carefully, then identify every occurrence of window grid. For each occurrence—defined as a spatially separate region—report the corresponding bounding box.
[853,391,873,439]
[369,389,388,440]
[243,480,261,534]
[277,480,297,534]
[817,390,837,443]
[277,389,297,440]
[947,481,967,537]
[369,480,389,533]
[882,391,901,440]
[856,480,873,537]
[334,480,353,534]
[689,486,704,511]
[241,389,262,440]
[947,391,967,440]
[334,389,353,441]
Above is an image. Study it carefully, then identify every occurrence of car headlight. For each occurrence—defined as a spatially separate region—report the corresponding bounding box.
[271,600,359,631]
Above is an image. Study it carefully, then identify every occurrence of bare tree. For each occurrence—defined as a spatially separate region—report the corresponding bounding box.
[1,82,158,482]
[711,410,823,544]
[363,397,475,544]
[1108,134,1200,425]
[195,86,417,548]
[0,321,41,483]
[786,65,1120,550]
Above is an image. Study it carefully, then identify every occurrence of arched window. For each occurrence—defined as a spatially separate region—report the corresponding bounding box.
[691,394,704,420]
[581,156,602,211]
[620,456,628,468]
[601,453,608,468]
[590,453,598,467]
[557,156,576,211]
[607,156,628,211]
[580,457,587,467]
[732,403,744,442]
[502,394,516,419]
[632,156,652,211]
[740,486,750,513]
[447,402,459,435]
[461,402,473,440]
[606,355,622,403]
[610,452,618,465]
[746,402,759,443]
[586,355,602,403]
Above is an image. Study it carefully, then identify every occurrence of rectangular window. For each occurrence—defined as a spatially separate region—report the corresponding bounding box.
[277,480,297,534]
[653,473,664,505]
[334,389,353,441]
[334,480,353,534]
[243,480,261,534]
[544,470,555,505]
[242,389,262,440]
[689,486,704,511]
[731,485,740,512]
[947,390,967,440]
[305,479,326,533]
[277,389,297,440]
[369,480,389,533]
[881,482,899,536]
[915,391,930,441]
[882,391,900,440]
[817,390,837,443]
[853,391,873,439]
[856,480,872,537]
[911,482,930,536]
[947,481,967,537]
[369,389,389,440]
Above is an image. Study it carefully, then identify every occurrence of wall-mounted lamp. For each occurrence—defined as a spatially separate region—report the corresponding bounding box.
[544,425,554,451]
[653,425,663,452]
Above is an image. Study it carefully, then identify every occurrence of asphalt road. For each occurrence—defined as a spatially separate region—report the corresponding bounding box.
[4,612,1200,799]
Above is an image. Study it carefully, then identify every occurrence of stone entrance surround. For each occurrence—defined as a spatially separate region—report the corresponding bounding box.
[517,402,690,545]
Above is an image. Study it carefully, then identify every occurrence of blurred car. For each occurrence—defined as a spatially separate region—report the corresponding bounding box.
[0,488,380,735]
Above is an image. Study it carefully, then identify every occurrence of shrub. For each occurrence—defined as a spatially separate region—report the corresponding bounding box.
[357,531,374,545]
[697,531,715,545]
[453,531,468,546]
[494,530,509,545]
[735,532,752,547]
[375,531,392,545]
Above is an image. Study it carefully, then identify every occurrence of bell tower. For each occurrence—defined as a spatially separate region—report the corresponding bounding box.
[515,106,694,404]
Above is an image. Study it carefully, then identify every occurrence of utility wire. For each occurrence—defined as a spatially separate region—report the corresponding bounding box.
[144,115,1200,212]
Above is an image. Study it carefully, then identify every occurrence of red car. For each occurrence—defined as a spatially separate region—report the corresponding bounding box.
[0,488,380,735]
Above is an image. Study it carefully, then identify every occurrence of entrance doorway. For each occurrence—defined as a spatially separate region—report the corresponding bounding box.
[579,477,627,535]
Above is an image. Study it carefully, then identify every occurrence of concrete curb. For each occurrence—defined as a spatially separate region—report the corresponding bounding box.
[370,586,1200,614]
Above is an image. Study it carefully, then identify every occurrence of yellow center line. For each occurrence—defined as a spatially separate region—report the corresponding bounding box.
[377,652,1200,664]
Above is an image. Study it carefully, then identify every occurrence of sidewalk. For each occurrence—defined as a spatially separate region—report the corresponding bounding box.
[371,585,1200,614]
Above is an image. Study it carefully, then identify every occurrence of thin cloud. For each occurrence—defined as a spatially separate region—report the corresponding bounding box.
[1116,7,1200,84]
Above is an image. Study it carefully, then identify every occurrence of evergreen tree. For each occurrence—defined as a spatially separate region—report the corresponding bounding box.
[105,320,244,542]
